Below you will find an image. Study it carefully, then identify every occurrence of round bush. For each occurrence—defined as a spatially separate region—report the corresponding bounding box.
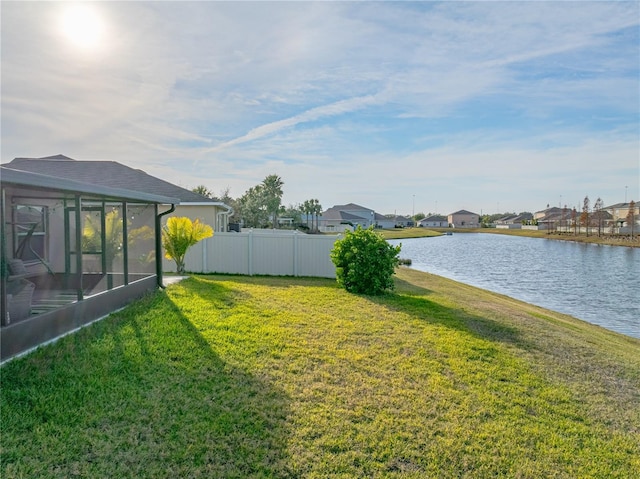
[330,226,401,295]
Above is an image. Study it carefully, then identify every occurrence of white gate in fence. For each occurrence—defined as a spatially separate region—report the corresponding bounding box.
[163,230,340,278]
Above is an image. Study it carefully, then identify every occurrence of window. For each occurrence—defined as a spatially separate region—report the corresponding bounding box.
[14,204,47,263]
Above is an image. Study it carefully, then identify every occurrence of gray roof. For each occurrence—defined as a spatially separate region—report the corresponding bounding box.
[321,209,365,221]
[5,155,216,204]
[332,203,371,211]
[422,215,447,222]
[380,214,411,222]
[0,166,179,204]
[449,209,479,216]
[604,202,636,209]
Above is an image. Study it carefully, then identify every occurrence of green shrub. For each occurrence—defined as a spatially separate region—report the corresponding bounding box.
[330,226,401,295]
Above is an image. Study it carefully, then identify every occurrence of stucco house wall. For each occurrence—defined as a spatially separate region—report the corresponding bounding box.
[172,203,231,234]
[448,210,480,228]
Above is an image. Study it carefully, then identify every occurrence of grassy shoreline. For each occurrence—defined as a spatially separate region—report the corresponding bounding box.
[2,270,639,478]
[379,226,639,247]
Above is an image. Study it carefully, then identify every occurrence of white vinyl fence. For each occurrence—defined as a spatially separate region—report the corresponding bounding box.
[163,230,340,278]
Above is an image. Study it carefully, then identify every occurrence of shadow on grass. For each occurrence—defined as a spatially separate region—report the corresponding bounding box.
[369,277,527,348]
[0,287,294,479]
[186,273,337,291]
[185,273,525,349]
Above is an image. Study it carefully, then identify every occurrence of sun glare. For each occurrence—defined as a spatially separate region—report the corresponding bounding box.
[60,5,105,50]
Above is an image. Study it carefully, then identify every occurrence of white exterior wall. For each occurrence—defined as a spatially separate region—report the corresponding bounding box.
[496,224,522,229]
[320,224,353,233]
[164,231,339,278]
[376,219,396,229]
[418,220,448,227]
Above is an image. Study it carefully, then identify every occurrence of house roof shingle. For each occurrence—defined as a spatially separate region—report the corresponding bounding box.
[5,156,218,204]
[449,209,479,216]
[321,209,365,221]
[421,215,447,222]
[0,166,179,204]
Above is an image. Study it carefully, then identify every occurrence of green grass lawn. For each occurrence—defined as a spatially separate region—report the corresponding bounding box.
[2,269,639,478]
[378,228,442,240]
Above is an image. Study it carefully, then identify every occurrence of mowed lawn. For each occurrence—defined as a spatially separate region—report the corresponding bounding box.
[2,268,639,478]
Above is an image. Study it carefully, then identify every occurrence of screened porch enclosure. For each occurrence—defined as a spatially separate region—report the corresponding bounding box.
[4,193,157,320]
[1,167,178,361]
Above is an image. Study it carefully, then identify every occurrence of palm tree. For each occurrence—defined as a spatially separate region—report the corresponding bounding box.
[162,217,213,274]
[312,199,322,232]
[82,209,122,269]
[192,185,214,198]
[82,209,155,271]
[301,200,312,230]
[262,175,284,228]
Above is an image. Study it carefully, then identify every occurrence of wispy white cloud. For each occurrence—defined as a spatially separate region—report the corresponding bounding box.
[2,1,638,214]
[204,94,380,153]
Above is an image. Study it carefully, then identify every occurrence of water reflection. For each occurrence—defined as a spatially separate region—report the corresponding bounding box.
[389,234,640,339]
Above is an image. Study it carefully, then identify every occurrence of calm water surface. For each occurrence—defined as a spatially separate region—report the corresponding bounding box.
[388,234,639,339]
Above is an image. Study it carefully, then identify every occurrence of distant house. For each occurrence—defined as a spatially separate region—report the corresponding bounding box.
[307,202,426,232]
[530,207,564,230]
[377,215,413,228]
[533,207,564,221]
[1,165,179,361]
[418,215,448,228]
[318,203,376,232]
[495,213,533,229]
[5,155,233,233]
[533,206,616,232]
[604,202,639,229]
[448,210,479,228]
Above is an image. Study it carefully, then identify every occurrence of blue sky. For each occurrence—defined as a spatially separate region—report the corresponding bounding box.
[2,1,638,216]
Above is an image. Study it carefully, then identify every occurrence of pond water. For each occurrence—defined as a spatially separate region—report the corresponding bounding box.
[388,233,640,339]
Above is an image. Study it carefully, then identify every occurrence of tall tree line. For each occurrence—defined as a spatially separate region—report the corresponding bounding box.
[194,175,323,230]
[301,199,322,232]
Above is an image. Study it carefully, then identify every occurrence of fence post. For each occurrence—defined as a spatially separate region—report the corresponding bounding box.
[248,229,253,276]
[202,237,207,273]
[294,230,299,277]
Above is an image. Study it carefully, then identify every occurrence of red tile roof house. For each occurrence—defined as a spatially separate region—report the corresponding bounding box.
[0,165,179,361]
